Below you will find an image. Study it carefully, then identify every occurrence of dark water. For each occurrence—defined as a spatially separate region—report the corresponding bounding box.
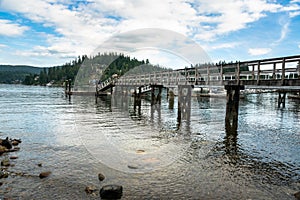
[0,84,299,199]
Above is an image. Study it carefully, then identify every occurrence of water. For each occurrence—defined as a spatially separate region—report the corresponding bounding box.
[0,84,299,199]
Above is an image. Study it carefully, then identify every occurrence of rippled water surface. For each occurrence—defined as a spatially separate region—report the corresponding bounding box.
[0,84,299,199]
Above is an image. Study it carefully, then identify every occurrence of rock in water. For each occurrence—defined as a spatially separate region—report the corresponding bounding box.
[100,185,123,199]
[85,185,97,194]
[0,146,7,154]
[1,158,10,166]
[39,171,51,179]
[2,137,12,149]
[98,173,105,181]
[295,191,300,200]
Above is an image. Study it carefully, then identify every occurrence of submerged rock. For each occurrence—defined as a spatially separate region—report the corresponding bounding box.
[0,146,7,154]
[11,139,21,146]
[100,185,123,199]
[128,165,138,169]
[0,171,9,179]
[9,156,18,160]
[1,158,10,166]
[294,191,300,200]
[85,185,97,194]
[39,171,51,179]
[1,137,12,149]
[98,173,105,181]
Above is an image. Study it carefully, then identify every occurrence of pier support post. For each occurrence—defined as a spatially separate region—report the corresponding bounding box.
[151,85,163,105]
[178,85,191,121]
[65,80,68,96]
[278,91,286,108]
[68,79,71,95]
[168,90,174,110]
[224,85,244,133]
[133,86,142,107]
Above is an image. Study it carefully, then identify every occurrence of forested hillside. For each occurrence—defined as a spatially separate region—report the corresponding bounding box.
[0,65,42,84]
[22,53,166,86]
[1,53,169,86]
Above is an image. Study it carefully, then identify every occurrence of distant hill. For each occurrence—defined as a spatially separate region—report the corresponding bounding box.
[0,65,43,84]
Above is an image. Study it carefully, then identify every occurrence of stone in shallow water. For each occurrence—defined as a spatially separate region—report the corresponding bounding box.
[294,191,300,200]
[98,173,105,181]
[100,185,123,199]
[1,137,12,149]
[9,156,18,160]
[0,146,7,154]
[1,158,10,166]
[85,185,97,194]
[39,171,51,179]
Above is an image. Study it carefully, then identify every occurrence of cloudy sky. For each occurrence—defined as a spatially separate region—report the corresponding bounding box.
[0,0,300,68]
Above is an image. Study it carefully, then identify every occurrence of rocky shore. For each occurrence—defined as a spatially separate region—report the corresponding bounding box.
[0,137,123,199]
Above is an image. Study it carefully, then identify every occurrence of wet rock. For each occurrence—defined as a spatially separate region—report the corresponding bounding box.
[136,149,145,153]
[9,156,18,160]
[1,138,12,149]
[1,158,10,166]
[0,146,7,154]
[98,173,105,181]
[100,185,123,199]
[85,185,97,194]
[294,191,300,200]
[39,171,51,179]
[11,139,21,146]
[128,165,138,169]
[0,171,9,179]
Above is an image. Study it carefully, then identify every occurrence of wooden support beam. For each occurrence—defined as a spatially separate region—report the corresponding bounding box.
[236,62,240,85]
[272,63,276,80]
[252,65,255,80]
[297,60,300,79]
[278,92,286,108]
[220,64,223,85]
[257,61,260,85]
[207,65,210,85]
[281,58,286,85]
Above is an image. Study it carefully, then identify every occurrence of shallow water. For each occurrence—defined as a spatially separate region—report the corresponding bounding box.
[0,84,299,199]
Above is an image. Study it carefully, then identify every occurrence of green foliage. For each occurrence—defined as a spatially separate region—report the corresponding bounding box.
[20,53,159,87]
[0,65,42,84]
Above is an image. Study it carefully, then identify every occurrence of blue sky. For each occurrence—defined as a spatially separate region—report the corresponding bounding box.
[0,0,300,68]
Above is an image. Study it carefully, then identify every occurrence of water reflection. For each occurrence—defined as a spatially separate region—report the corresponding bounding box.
[92,90,299,189]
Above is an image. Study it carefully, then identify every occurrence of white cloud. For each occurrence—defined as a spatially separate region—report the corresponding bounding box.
[0,0,297,66]
[0,44,7,48]
[273,20,289,44]
[209,42,240,50]
[0,19,29,36]
[291,0,300,3]
[191,0,282,40]
[248,48,272,56]
[289,11,300,17]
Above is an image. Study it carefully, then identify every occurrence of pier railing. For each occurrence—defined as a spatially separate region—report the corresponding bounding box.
[113,55,300,89]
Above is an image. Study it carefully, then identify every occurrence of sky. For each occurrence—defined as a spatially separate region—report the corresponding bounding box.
[0,0,300,68]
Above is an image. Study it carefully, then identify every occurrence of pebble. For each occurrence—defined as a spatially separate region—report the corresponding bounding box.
[98,173,105,181]
[0,146,7,154]
[294,191,300,200]
[128,165,138,169]
[39,171,51,179]
[1,158,10,167]
[100,185,123,199]
[136,149,145,153]
[85,185,97,194]
[9,156,18,160]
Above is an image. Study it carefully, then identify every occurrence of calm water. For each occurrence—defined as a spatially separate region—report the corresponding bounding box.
[0,84,299,199]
